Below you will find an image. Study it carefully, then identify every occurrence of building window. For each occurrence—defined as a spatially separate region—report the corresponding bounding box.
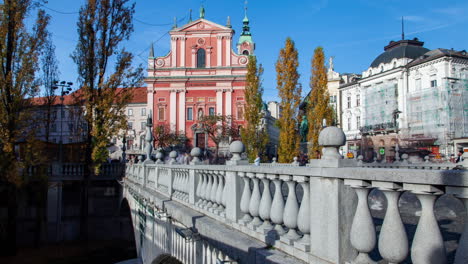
[52,111,57,119]
[51,123,57,132]
[357,116,361,129]
[197,108,204,119]
[415,78,421,91]
[347,118,352,131]
[128,108,133,116]
[128,122,133,129]
[141,108,146,116]
[158,107,165,121]
[68,123,74,132]
[61,109,66,119]
[141,122,146,130]
[356,94,360,106]
[197,48,206,68]
[347,96,351,108]
[187,108,193,120]
[237,106,244,120]
[430,79,437,88]
[209,107,215,116]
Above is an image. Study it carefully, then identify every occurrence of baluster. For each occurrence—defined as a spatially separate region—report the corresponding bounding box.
[280,176,301,244]
[200,171,209,207]
[209,171,219,211]
[221,172,228,218]
[345,179,376,263]
[446,187,468,264]
[239,172,252,225]
[197,171,206,206]
[247,173,263,229]
[184,170,189,201]
[404,184,446,264]
[294,177,310,251]
[204,171,214,209]
[373,182,408,263]
[257,174,273,233]
[196,170,204,203]
[215,172,225,213]
[270,175,286,237]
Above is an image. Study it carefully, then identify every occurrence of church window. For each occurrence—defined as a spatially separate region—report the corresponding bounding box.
[242,50,249,55]
[209,107,215,116]
[197,48,206,68]
[158,107,165,121]
[187,108,193,120]
[237,106,244,120]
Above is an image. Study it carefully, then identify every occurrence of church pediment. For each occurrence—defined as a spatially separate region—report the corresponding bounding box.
[173,19,231,32]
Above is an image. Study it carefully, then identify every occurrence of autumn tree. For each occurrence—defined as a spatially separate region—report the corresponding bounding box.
[307,46,335,158]
[0,0,49,255]
[40,34,59,144]
[153,124,186,149]
[196,114,239,163]
[72,0,143,240]
[276,38,301,163]
[241,56,268,162]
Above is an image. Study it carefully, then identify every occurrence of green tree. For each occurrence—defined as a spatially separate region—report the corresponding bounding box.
[241,56,268,162]
[276,38,301,163]
[0,0,49,255]
[71,0,143,240]
[153,124,186,149]
[307,46,335,158]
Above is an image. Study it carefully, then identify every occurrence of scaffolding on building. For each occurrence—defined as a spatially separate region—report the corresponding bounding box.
[362,82,398,133]
[406,76,468,155]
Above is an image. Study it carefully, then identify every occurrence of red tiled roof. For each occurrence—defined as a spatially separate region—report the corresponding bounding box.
[31,87,147,106]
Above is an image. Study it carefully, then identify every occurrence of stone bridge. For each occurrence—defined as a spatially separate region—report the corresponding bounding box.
[123,127,468,264]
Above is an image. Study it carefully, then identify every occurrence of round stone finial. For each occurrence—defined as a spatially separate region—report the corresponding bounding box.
[317,126,346,160]
[424,155,430,163]
[190,147,202,157]
[169,150,178,158]
[155,151,163,159]
[318,126,346,147]
[229,140,245,161]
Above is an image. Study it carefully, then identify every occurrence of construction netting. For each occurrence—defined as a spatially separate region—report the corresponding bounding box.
[362,82,398,131]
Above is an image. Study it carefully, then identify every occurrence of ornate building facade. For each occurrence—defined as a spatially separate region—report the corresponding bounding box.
[145,8,254,149]
[339,37,468,161]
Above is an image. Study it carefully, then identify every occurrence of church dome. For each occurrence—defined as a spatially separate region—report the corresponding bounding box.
[370,38,430,68]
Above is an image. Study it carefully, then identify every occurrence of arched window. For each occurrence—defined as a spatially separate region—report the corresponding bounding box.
[242,50,249,55]
[197,48,206,68]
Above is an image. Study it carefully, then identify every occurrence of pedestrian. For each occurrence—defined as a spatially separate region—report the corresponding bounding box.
[254,155,260,166]
[456,150,464,163]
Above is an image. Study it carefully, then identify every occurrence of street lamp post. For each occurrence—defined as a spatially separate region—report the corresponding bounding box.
[52,80,73,163]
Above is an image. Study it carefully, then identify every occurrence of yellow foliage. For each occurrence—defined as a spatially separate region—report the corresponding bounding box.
[276,38,301,163]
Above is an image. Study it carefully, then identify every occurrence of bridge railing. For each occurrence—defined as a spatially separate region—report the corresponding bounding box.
[124,127,468,264]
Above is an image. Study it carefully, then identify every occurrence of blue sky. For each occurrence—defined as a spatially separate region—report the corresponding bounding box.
[40,0,468,102]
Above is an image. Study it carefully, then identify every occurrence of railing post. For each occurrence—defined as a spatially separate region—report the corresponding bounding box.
[308,126,357,263]
[225,170,242,222]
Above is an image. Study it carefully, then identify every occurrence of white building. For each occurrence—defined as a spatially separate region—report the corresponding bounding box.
[339,38,468,160]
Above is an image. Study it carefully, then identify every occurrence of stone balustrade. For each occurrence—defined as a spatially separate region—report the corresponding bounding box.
[124,127,468,264]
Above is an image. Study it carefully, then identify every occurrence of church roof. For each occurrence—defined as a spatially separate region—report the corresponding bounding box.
[370,38,429,68]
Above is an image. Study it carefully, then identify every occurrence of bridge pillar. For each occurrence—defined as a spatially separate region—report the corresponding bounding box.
[225,171,243,222]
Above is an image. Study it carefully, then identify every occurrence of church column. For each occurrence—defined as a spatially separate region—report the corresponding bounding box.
[180,37,186,67]
[225,89,232,117]
[216,89,223,115]
[191,47,197,68]
[178,90,186,133]
[171,36,178,67]
[206,47,212,68]
[225,36,231,66]
[217,36,223,66]
[170,89,177,131]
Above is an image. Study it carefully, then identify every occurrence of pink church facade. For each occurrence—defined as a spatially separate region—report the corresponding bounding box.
[145,9,255,149]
